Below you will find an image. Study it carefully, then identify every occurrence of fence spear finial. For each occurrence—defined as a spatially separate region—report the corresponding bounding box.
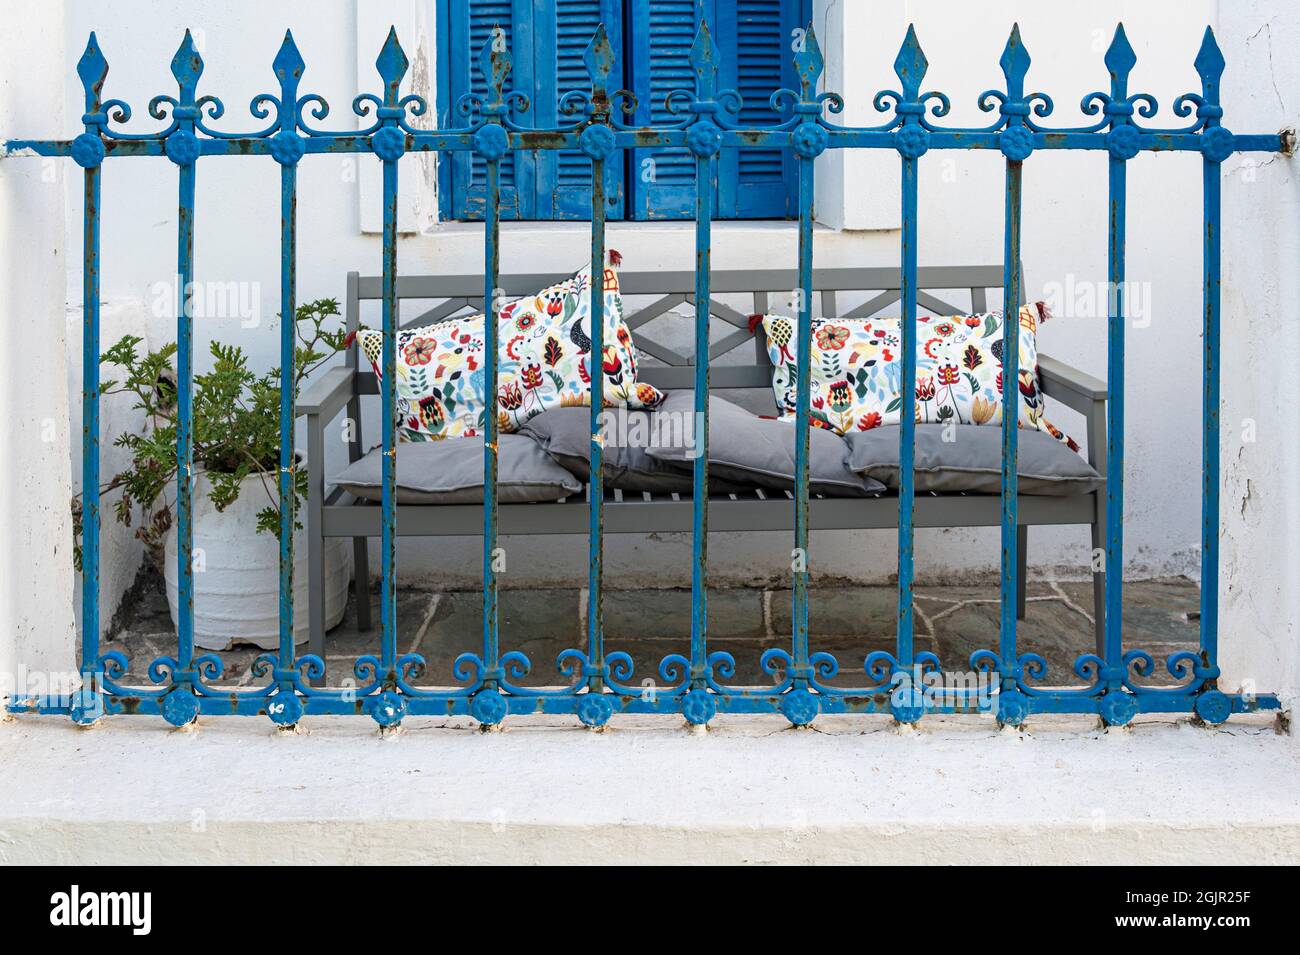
[274,30,306,90]
[584,22,614,96]
[999,23,1030,102]
[1194,26,1225,107]
[794,23,824,99]
[77,32,108,113]
[478,24,512,104]
[689,20,719,101]
[171,29,204,102]
[376,26,409,106]
[1104,23,1136,101]
[271,30,306,137]
[894,24,928,102]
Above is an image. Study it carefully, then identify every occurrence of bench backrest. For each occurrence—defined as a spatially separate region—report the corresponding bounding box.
[345,264,1016,396]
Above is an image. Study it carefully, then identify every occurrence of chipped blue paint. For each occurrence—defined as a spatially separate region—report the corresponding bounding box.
[687,23,722,690]
[1195,27,1225,669]
[171,31,202,725]
[894,26,926,675]
[376,28,407,704]
[585,25,615,701]
[74,35,107,726]
[790,30,823,691]
[478,34,507,698]
[997,26,1029,726]
[274,31,304,706]
[0,19,1284,731]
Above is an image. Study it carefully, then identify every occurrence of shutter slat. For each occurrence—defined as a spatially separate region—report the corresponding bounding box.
[627,0,705,219]
[716,0,801,217]
[449,0,533,219]
[534,0,626,219]
[735,0,784,186]
[628,0,803,220]
[470,4,516,189]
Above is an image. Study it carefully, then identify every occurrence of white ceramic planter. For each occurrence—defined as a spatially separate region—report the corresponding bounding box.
[164,468,351,650]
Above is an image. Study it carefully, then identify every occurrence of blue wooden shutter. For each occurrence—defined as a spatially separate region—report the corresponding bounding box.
[449,0,536,219]
[716,0,801,218]
[626,0,713,220]
[533,0,626,219]
[626,0,802,220]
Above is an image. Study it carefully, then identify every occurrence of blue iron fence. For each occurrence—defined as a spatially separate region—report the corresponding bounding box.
[1,19,1285,730]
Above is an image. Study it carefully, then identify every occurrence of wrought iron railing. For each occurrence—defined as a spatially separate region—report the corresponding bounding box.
[2,19,1285,730]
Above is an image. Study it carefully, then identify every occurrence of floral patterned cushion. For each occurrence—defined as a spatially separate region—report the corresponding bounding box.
[355,262,665,441]
[758,305,1077,450]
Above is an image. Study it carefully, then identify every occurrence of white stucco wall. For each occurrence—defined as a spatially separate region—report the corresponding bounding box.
[0,0,78,696]
[1217,0,1299,712]
[47,0,1292,610]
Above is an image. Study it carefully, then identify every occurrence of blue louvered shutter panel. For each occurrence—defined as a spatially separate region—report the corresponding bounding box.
[448,0,536,219]
[534,0,626,219]
[626,0,802,220]
[626,0,712,220]
[716,0,801,218]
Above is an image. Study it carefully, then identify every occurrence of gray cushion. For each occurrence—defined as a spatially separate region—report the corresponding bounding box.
[519,403,746,494]
[646,391,884,498]
[845,424,1103,496]
[335,434,582,504]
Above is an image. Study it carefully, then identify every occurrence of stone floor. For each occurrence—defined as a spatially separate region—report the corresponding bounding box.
[104,569,1200,689]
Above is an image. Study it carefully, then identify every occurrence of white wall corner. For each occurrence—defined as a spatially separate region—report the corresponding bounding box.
[813,0,901,232]
[357,0,437,234]
[0,0,78,701]
[1216,0,1300,724]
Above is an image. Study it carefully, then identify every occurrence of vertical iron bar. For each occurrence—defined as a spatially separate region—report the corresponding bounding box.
[897,155,918,669]
[482,156,501,682]
[277,162,296,669]
[999,162,1022,677]
[1100,27,1137,690]
[1194,27,1226,671]
[689,151,712,686]
[379,157,398,678]
[274,32,304,679]
[176,160,196,672]
[73,35,110,716]
[685,23,720,689]
[1104,156,1125,673]
[81,165,101,679]
[791,156,814,682]
[587,156,607,690]
[168,31,204,685]
[1200,159,1220,664]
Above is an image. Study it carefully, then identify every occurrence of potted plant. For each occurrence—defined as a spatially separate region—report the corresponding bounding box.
[73,299,353,650]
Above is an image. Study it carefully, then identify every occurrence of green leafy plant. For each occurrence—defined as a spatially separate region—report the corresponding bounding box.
[72,299,348,570]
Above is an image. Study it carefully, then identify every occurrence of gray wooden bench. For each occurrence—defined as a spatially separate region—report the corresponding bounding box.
[299,265,1108,665]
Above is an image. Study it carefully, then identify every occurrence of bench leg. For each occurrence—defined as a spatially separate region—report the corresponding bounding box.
[308,531,325,686]
[307,416,326,686]
[353,537,372,631]
[1090,507,1106,656]
[1016,525,1028,620]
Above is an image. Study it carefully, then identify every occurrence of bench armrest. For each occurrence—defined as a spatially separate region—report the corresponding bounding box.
[1038,353,1107,477]
[297,366,355,421]
[1038,353,1107,407]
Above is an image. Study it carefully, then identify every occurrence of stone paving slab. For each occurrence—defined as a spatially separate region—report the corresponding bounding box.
[104,570,1202,690]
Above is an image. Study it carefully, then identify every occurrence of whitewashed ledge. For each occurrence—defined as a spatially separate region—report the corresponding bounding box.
[0,712,1295,865]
